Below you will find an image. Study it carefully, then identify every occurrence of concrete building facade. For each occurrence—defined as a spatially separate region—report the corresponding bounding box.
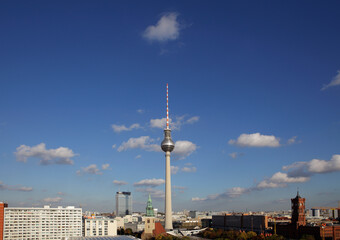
[124,222,145,233]
[83,218,117,237]
[3,205,82,240]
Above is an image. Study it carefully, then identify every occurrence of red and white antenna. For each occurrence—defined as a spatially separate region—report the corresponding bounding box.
[166,83,169,129]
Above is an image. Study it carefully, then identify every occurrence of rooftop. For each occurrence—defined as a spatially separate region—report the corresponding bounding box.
[69,236,140,240]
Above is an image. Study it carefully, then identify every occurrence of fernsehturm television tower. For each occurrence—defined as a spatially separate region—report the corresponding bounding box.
[161,83,175,231]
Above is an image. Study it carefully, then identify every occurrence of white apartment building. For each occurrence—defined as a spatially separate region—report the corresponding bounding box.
[83,217,117,237]
[3,205,82,240]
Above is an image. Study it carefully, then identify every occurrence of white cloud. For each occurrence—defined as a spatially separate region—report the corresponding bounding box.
[321,70,340,90]
[113,180,128,186]
[150,118,168,129]
[150,115,199,130]
[269,171,309,183]
[135,155,142,159]
[18,187,33,192]
[134,178,165,187]
[15,143,75,165]
[43,197,62,203]
[173,185,187,190]
[192,155,340,203]
[57,192,66,196]
[102,164,110,170]
[229,152,238,159]
[111,123,141,133]
[117,136,161,152]
[287,136,298,145]
[171,166,179,174]
[283,154,340,174]
[136,187,165,199]
[77,164,102,175]
[229,133,280,147]
[192,197,206,201]
[197,171,308,201]
[1,182,34,192]
[186,116,199,124]
[112,144,116,149]
[143,12,180,42]
[137,109,145,114]
[226,187,249,198]
[173,140,197,160]
[256,172,310,189]
[191,154,340,203]
[308,155,340,173]
[181,166,197,173]
[192,187,249,202]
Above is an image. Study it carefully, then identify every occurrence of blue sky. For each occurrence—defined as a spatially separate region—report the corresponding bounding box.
[1,0,340,213]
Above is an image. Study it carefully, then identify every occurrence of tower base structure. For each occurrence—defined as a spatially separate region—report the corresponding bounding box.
[164,151,173,231]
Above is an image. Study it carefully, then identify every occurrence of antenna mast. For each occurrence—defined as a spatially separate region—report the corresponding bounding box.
[166,83,169,129]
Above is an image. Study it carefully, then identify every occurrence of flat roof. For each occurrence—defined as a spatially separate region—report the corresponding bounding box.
[69,236,140,240]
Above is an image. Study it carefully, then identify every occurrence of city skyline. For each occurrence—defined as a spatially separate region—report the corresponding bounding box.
[1,0,340,213]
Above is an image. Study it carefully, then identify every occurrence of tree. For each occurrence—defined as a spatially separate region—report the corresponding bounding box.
[118,228,125,235]
[238,232,248,240]
[266,234,284,240]
[247,231,257,239]
[300,235,315,240]
[125,228,133,235]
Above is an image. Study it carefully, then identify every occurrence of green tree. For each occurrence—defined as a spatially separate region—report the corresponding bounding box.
[118,228,125,235]
[216,229,224,238]
[300,235,315,240]
[225,230,237,240]
[124,228,133,236]
[266,234,284,240]
[247,231,257,239]
[238,232,248,240]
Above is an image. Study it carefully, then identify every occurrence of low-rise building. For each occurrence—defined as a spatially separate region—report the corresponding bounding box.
[124,222,145,232]
[212,214,268,233]
[83,217,117,237]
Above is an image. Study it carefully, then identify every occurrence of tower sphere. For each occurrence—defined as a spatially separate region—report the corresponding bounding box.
[161,129,175,152]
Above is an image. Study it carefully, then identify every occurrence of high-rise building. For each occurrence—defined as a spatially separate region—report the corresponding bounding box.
[3,205,82,240]
[115,192,132,217]
[0,202,8,240]
[161,83,175,230]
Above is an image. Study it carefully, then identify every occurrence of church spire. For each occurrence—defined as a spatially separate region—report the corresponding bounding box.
[146,194,155,217]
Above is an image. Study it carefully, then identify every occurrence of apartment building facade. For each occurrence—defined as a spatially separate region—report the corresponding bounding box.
[3,205,82,239]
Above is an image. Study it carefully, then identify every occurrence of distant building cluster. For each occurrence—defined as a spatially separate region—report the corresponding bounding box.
[1,191,340,240]
[0,193,167,240]
[275,192,340,240]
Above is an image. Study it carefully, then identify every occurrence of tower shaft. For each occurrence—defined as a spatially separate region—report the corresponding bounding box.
[161,84,175,231]
[165,151,173,230]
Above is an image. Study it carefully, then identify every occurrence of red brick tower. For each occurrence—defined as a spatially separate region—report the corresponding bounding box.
[0,202,8,240]
[291,191,306,227]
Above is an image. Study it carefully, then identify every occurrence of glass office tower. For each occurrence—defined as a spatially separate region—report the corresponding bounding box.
[115,192,132,217]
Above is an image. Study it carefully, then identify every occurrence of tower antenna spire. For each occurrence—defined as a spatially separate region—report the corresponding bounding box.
[161,83,175,231]
[166,83,169,130]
